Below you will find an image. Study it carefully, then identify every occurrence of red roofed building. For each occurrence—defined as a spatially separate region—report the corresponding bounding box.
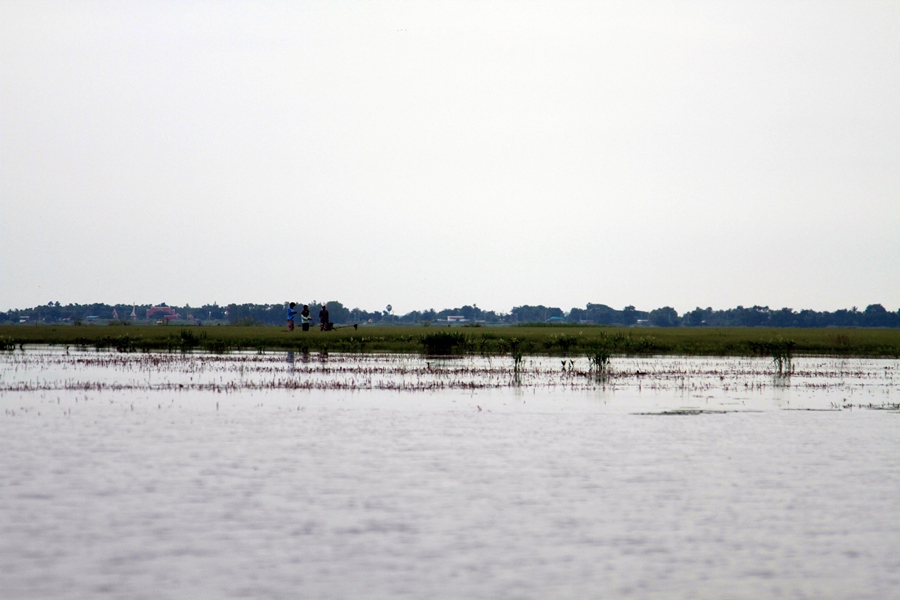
[146,306,179,320]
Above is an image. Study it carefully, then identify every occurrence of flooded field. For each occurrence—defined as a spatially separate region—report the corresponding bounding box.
[1,348,899,599]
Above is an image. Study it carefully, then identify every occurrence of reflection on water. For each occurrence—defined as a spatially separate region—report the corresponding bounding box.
[0,349,898,599]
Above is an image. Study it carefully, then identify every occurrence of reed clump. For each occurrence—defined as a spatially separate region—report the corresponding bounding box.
[747,337,796,375]
[586,333,616,377]
[498,337,526,374]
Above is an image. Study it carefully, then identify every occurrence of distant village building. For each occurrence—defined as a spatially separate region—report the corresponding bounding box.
[146,306,179,322]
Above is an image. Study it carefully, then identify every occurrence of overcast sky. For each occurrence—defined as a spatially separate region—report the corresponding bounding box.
[2,1,898,315]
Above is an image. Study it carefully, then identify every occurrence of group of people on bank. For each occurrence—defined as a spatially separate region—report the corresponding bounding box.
[286,303,330,332]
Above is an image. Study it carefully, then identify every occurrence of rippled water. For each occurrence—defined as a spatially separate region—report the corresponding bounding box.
[1,349,898,599]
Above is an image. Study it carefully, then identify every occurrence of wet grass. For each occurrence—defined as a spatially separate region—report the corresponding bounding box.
[1,325,899,357]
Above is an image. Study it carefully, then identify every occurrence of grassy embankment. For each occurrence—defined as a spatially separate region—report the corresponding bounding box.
[1,324,898,358]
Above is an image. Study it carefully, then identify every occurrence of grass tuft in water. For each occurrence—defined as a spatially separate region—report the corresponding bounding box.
[748,337,796,375]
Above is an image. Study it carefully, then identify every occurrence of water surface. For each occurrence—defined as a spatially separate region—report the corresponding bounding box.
[1,350,898,599]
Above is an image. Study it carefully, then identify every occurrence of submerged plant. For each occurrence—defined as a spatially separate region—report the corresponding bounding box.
[587,347,611,373]
[509,338,524,374]
[748,337,796,376]
[586,333,616,376]
[771,338,795,376]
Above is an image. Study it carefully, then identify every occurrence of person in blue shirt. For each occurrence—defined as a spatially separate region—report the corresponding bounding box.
[286,302,297,331]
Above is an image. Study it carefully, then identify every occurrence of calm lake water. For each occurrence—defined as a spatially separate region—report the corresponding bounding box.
[1,349,898,599]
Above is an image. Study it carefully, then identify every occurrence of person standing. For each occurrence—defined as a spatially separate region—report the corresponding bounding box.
[319,304,330,331]
[300,305,311,331]
[286,302,297,331]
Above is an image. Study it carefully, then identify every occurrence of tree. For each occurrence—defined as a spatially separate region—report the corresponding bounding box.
[649,306,680,327]
[769,308,798,327]
[510,305,563,323]
[683,307,711,327]
[324,301,350,324]
[863,304,889,327]
[622,305,638,326]
[577,303,618,324]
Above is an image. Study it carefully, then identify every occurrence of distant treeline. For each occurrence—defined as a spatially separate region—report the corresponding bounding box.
[3,301,899,328]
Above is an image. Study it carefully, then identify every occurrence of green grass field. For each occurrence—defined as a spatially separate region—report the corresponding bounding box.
[1,324,899,357]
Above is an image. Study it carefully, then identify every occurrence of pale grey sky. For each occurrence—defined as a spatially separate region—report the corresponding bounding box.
[2,0,898,314]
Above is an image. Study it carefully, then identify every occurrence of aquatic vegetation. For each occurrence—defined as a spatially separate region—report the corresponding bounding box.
[586,332,617,378]
[547,333,578,354]
[587,346,611,373]
[419,331,468,355]
[1,325,899,358]
[178,328,200,349]
[1,349,892,404]
[498,337,525,374]
[747,337,796,375]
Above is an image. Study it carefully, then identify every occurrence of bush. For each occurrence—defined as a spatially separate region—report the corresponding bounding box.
[420,332,468,355]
